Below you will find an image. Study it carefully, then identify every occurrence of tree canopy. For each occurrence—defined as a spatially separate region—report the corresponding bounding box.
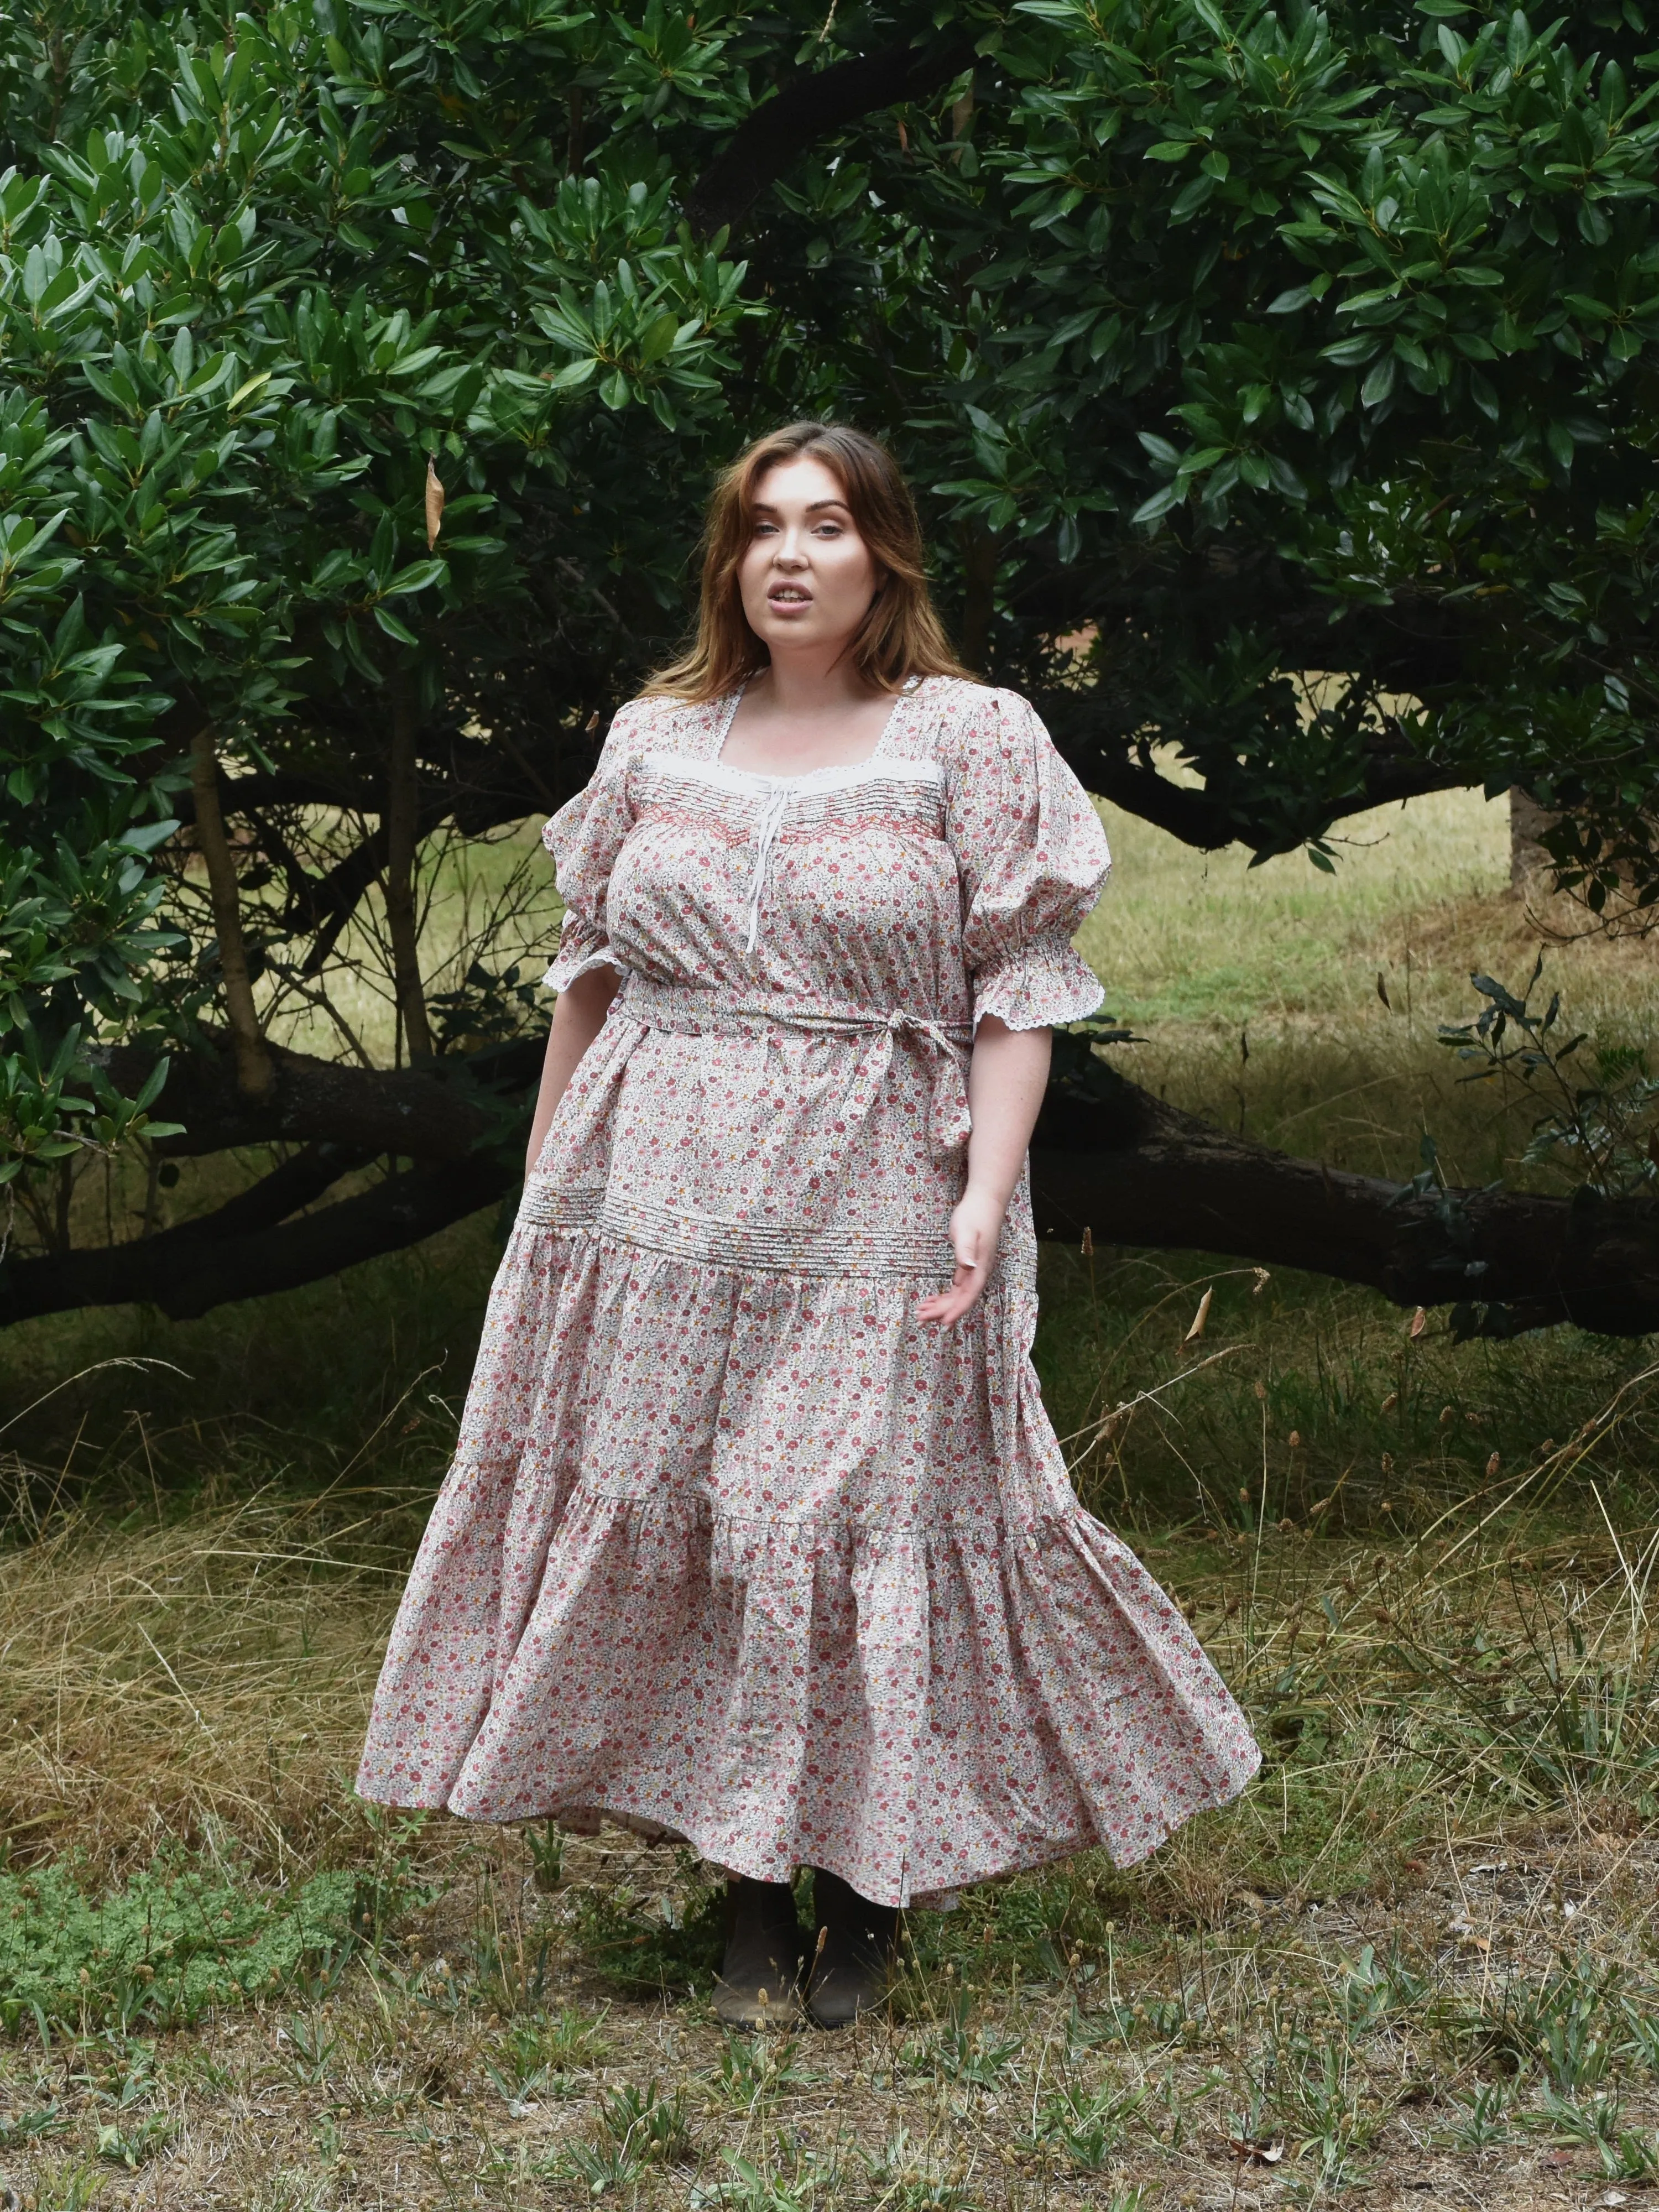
[4,0,1659,1321]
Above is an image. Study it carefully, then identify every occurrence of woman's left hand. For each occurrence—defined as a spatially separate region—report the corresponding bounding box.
[916,1187,1008,1329]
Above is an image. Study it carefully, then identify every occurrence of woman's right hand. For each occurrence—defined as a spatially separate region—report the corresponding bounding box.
[916,1186,1007,1330]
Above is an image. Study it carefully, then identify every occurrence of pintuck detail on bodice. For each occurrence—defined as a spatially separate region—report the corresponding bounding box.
[541,677,1112,1031]
[354,675,1261,1906]
[518,679,1114,1289]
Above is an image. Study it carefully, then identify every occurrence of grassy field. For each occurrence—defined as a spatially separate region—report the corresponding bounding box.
[2,789,1658,2210]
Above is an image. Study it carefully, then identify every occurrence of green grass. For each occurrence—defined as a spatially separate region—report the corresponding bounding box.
[1083,781,1656,1186]
[1082,781,1515,1028]
[1032,1239,1659,1536]
[3,786,1659,2206]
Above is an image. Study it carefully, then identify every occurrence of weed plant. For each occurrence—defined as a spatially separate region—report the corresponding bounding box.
[0,1853,356,2034]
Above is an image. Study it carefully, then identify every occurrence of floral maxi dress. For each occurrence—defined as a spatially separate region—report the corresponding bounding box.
[356,676,1260,1906]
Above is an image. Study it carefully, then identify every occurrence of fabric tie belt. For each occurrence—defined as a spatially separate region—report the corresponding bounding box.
[616,975,974,1161]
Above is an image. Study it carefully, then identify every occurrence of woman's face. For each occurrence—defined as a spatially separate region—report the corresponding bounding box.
[737,455,883,661]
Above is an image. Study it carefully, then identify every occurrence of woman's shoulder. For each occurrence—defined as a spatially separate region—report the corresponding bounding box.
[908,675,1046,760]
[606,688,725,755]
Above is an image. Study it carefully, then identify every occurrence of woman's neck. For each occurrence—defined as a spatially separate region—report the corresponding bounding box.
[749,653,884,720]
[719,656,902,776]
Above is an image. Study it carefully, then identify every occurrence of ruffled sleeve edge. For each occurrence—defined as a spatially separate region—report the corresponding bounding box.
[536,698,653,990]
[972,931,1107,1033]
[540,935,627,994]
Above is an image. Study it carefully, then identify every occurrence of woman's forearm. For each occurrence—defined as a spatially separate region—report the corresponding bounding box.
[964,1015,1052,1212]
[525,965,623,1176]
[916,1015,1051,1328]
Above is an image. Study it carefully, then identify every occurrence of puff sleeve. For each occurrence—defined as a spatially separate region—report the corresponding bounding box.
[946,688,1111,1031]
[539,702,642,990]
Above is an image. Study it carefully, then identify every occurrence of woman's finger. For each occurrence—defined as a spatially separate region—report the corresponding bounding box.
[916,1258,988,1328]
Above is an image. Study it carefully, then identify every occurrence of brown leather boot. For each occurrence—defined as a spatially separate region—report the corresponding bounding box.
[804,1867,899,2028]
[713,1876,805,2028]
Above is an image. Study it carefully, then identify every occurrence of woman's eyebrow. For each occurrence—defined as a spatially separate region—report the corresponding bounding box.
[751,499,852,515]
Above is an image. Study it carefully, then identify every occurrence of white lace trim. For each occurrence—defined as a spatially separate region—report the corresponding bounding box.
[637,749,944,797]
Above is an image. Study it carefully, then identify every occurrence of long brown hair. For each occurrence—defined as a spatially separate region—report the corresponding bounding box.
[644,421,969,702]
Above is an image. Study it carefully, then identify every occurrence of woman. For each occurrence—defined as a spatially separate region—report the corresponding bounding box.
[357,421,1259,2028]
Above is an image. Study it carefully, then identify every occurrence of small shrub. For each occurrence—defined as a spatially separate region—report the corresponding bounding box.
[0,1850,357,2032]
[1034,2081,1144,2169]
[595,2079,692,2162]
[95,2113,174,2167]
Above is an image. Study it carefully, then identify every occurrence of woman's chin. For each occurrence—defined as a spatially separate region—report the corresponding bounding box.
[753,615,848,653]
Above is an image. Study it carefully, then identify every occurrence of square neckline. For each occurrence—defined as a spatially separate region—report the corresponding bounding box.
[709,674,924,789]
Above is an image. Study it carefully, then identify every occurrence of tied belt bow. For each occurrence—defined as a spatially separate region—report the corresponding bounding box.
[616,980,974,1161]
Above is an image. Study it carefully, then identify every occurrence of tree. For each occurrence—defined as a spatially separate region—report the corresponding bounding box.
[2,0,1657,1331]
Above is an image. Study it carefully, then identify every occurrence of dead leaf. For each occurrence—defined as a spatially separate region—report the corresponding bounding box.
[1376,970,1391,1009]
[1409,1305,1427,1339]
[1184,1286,1213,1344]
[424,456,445,550]
[1227,2137,1284,2166]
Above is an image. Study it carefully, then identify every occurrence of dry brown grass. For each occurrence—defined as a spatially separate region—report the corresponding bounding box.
[7,1399,1659,2207]
[15,1824,1659,2212]
[0,1477,404,1887]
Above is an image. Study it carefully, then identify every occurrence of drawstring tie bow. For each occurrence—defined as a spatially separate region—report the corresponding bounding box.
[742,789,791,956]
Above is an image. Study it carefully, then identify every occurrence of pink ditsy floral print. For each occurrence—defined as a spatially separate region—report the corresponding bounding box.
[356,676,1260,1906]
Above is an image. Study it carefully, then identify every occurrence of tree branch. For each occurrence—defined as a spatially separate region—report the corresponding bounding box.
[1030,1069,1659,1337]
[189,726,274,1098]
[384,669,435,1060]
[89,1035,543,1161]
[1041,705,1469,854]
[0,1154,509,1326]
[684,33,978,236]
[3,1040,1654,1337]
[181,1141,373,1237]
[174,768,379,819]
[297,828,390,977]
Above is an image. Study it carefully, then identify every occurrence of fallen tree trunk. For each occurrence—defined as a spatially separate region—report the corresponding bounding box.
[0,1152,509,1325]
[90,1035,543,1162]
[1,1040,1655,1334]
[1029,1081,1659,1339]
